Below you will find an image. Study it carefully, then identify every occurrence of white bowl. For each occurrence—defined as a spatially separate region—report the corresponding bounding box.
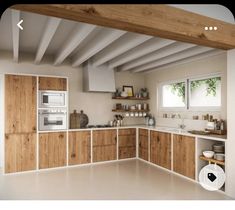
[203,151,215,158]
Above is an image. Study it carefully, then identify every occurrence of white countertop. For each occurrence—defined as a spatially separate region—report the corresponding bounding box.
[69,124,226,142]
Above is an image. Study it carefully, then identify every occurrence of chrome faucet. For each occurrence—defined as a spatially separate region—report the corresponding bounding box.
[177,114,186,129]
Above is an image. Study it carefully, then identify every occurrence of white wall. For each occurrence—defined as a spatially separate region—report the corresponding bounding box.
[226,49,235,198]
[145,53,227,129]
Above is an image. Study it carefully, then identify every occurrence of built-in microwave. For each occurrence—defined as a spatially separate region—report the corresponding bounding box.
[39,91,67,108]
[39,109,67,131]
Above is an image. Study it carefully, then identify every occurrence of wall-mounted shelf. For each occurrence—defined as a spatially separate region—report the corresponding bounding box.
[112,96,149,100]
[199,155,225,166]
[112,109,149,113]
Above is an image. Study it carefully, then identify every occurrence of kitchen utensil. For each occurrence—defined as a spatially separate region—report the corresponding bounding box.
[130,113,134,117]
[214,153,225,161]
[139,112,143,117]
[78,110,89,128]
[136,103,142,110]
[188,130,210,135]
[116,103,122,110]
[135,112,139,117]
[212,144,224,153]
[70,110,80,129]
[203,151,215,158]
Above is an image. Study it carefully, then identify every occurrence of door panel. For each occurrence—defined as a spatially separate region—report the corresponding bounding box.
[138,128,149,161]
[39,132,67,169]
[5,75,36,134]
[173,134,195,179]
[150,131,171,170]
[5,133,36,173]
[39,77,67,91]
[68,131,91,165]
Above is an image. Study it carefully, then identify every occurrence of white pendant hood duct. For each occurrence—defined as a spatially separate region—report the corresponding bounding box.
[83,61,116,92]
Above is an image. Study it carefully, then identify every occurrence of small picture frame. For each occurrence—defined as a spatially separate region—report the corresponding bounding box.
[123,85,134,97]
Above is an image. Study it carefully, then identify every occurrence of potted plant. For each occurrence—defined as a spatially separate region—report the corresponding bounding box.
[140,88,148,98]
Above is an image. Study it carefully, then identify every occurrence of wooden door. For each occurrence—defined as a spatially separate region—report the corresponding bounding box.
[173,134,195,179]
[93,129,117,162]
[39,132,67,169]
[5,75,36,134]
[118,128,136,159]
[39,77,67,91]
[150,131,171,170]
[138,128,149,161]
[68,131,91,165]
[5,133,36,173]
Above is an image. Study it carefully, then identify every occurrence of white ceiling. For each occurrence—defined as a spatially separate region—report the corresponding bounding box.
[0,8,224,73]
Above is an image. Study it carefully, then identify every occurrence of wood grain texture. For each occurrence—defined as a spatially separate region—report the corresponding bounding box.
[118,128,136,159]
[12,4,235,49]
[39,132,67,169]
[5,75,36,134]
[38,76,67,91]
[68,131,91,165]
[5,133,36,173]
[173,134,195,179]
[150,131,171,170]
[93,129,117,162]
[138,128,149,161]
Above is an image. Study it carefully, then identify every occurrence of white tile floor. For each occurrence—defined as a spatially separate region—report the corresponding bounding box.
[0,159,231,200]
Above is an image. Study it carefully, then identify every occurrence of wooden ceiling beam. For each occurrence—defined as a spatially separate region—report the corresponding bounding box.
[131,46,213,72]
[11,4,235,50]
[35,17,61,64]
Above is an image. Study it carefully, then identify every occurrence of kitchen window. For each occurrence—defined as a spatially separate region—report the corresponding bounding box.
[160,74,221,110]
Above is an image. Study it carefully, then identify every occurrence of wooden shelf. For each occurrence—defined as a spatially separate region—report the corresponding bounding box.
[112,96,149,100]
[112,109,149,113]
[199,155,225,166]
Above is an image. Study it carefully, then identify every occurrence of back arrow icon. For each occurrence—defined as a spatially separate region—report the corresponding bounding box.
[17,20,23,30]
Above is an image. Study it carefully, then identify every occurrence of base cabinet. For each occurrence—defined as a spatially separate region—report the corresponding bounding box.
[150,131,171,170]
[118,128,136,159]
[93,129,117,162]
[173,134,195,179]
[39,132,67,169]
[68,131,91,165]
[5,133,36,173]
[138,129,149,161]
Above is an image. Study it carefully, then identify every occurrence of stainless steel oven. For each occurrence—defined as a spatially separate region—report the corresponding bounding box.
[39,91,67,108]
[39,109,67,131]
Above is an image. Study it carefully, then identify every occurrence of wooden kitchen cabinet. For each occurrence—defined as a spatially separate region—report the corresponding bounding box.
[39,76,67,91]
[5,75,37,134]
[138,128,149,161]
[150,131,171,170]
[118,128,136,159]
[39,132,67,169]
[5,133,36,173]
[173,134,195,179]
[68,131,91,165]
[93,129,117,162]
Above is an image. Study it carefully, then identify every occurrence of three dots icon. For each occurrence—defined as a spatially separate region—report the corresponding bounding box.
[205,26,217,31]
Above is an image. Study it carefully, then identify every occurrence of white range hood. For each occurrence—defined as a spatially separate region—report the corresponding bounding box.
[83,61,116,92]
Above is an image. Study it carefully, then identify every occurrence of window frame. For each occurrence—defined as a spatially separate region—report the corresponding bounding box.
[188,73,222,111]
[159,73,222,112]
[159,78,188,111]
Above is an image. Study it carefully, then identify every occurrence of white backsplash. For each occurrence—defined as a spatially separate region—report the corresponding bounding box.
[156,117,208,130]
